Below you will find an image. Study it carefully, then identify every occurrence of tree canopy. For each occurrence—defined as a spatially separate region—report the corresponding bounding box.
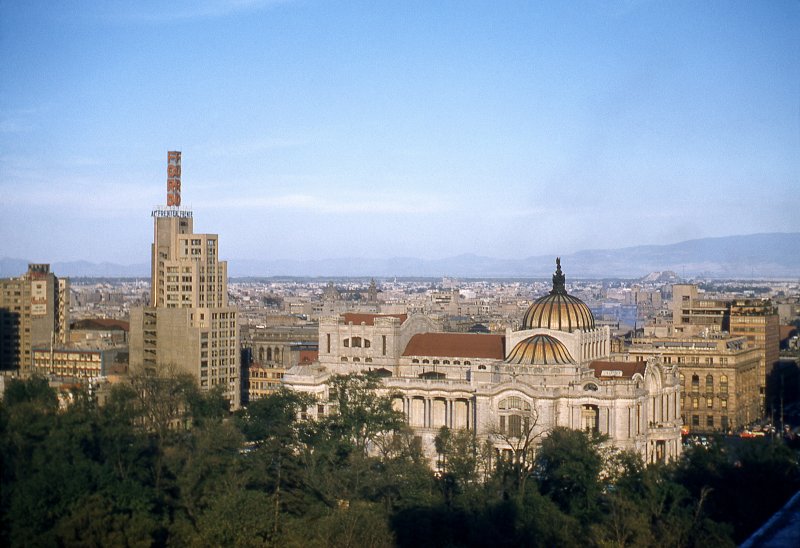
[2,374,798,546]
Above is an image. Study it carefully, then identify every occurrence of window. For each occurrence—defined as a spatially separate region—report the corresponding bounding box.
[706,416,714,428]
[499,396,531,411]
[720,375,728,394]
[706,374,713,394]
[382,335,387,356]
[691,375,700,394]
[692,415,700,426]
[706,398,713,409]
[581,405,599,433]
[692,398,699,409]
[721,398,727,409]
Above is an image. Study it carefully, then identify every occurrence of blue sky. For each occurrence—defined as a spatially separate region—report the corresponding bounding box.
[1,1,798,264]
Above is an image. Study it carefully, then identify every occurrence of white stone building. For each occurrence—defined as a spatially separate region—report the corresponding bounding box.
[284,260,682,464]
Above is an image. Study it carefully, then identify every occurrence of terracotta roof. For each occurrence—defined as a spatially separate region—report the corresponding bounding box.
[71,318,130,331]
[589,360,646,380]
[299,350,318,364]
[342,313,407,326]
[780,325,798,343]
[403,333,505,359]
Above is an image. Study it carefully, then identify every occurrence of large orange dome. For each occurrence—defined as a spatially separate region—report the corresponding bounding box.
[506,334,574,365]
[521,258,595,332]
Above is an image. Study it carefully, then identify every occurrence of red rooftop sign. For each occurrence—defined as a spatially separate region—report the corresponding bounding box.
[167,151,181,207]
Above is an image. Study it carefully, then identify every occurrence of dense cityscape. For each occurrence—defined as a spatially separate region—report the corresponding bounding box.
[2,2,799,547]
[1,151,799,545]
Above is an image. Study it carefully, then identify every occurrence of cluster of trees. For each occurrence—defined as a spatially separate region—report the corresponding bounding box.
[2,373,799,547]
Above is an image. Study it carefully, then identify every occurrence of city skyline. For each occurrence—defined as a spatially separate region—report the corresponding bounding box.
[1,1,798,264]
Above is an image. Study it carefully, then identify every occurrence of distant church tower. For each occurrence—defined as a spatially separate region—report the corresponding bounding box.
[368,278,378,304]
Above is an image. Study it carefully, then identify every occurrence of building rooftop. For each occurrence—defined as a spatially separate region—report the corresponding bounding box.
[71,318,130,331]
[403,333,505,359]
[341,313,408,326]
[589,360,647,379]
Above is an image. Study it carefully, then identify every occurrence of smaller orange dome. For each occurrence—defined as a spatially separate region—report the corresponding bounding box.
[506,334,574,365]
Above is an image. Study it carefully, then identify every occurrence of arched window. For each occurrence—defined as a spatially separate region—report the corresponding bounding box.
[351,337,362,348]
[343,339,350,348]
[497,397,533,438]
[720,375,728,394]
[691,374,700,394]
[498,396,531,411]
[705,374,713,394]
[266,348,273,361]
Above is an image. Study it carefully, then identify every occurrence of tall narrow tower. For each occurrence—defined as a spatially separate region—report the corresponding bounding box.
[130,152,240,409]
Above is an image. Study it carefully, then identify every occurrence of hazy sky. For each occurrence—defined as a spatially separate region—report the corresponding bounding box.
[1,1,798,264]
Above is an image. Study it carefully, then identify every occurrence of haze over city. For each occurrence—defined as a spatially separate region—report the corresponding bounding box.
[1,1,798,265]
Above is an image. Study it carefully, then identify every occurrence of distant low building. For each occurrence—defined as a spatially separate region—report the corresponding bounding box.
[31,346,126,380]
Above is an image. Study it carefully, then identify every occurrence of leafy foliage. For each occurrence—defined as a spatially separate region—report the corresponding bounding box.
[2,375,798,547]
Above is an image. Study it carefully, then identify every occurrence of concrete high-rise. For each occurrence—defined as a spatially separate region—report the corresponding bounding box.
[0,264,70,372]
[729,299,780,413]
[129,152,240,408]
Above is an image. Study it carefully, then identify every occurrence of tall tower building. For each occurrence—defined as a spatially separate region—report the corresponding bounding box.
[129,152,240,408]
[0,264,70,372]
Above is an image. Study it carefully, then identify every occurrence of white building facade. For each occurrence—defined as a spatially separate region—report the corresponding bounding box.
[284,260,682,464]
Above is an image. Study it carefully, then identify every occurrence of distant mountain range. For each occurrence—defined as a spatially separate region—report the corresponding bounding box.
[2,233,799,279]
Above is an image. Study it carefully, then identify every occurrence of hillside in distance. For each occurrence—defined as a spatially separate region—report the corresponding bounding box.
[2,233,798,279]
